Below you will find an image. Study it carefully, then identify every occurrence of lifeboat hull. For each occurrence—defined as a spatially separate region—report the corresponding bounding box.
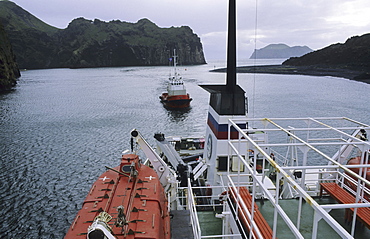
[64,154,171,239]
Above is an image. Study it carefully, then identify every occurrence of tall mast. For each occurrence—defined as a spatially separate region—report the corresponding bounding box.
[173,49,177,73]
[226,0,237,92]
[200,0,246,115]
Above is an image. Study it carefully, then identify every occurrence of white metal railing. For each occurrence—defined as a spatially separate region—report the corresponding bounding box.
[226,116,370,239]
[184,181,244,239]
[187,179,201,239]
[176,117,369,239]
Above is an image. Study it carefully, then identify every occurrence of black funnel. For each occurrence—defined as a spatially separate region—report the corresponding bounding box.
[226,0,237,92]
[200,0,246,115]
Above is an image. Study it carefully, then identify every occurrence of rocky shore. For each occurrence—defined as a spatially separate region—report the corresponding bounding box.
[211,64,370,84]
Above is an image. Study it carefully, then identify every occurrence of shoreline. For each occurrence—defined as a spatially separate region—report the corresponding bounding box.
[211,64,370,84]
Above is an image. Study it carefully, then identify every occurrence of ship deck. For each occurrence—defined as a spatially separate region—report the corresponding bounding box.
[257,197,370,239]
[171,210,223,239]
[170,210,194,239]
[173,196,370,239]
[175,116,370,238]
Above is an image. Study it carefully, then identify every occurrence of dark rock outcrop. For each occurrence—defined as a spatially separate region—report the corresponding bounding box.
[212,34,370,84]
[0,21,20,91]
[283,34,370,73]
[0,1,206,69]
[54,18,206,68]
[250,44,312,59]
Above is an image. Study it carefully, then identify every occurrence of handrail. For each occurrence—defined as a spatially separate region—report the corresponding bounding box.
[187,178,201,239]
[227,117,358,238]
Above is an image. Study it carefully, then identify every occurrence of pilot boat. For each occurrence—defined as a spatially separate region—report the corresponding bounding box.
[159,50,192,109]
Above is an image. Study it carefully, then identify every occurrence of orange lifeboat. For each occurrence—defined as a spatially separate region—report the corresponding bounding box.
[64,154,170,239]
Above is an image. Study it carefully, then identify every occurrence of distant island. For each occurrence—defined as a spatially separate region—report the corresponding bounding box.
[0,1,206,70]
[213,34,370,84]
[250,44,312,59]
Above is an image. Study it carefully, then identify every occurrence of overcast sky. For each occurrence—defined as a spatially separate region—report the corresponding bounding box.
[8,0,370,60]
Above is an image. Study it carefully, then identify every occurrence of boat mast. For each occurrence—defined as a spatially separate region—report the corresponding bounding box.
[226,0,236,92]
[200,0,246,115]
[173,49,177,79]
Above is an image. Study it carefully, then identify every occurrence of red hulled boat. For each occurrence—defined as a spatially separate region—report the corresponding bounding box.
[159,50,192,109]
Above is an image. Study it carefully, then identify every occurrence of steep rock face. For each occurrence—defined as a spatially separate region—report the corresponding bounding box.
[283,34,370,71]
[0,2,206,69]
[0,1,58,69]
[55,18,206,68]
[0,22,20,91]
[250,43,312,59]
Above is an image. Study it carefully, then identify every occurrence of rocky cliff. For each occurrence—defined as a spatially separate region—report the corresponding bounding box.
[250,43,312,59]
[0,1,206,69]
[54,18,206,68]
[0,21,20,91]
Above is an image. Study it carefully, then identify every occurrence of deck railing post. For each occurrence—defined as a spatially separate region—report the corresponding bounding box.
[273,172,281,239]
[249,171,257,239]
[312,210,322,239]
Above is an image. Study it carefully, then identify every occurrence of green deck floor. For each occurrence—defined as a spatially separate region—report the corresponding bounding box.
[171,197,369,238]
[197,211,223,237]
[256,197,370,239]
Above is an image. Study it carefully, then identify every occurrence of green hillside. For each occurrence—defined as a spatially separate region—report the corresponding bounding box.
[0,1,206,69]
[0,0,58,33]
[284,34,370,72]
[0,20,20,91]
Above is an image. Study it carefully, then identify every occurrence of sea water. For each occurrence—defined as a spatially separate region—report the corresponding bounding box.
[0,59,369,238]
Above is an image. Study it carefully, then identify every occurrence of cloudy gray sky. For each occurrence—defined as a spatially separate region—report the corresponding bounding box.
[9,0,370,60]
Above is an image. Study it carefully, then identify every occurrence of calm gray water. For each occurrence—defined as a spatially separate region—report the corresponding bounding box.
[0,59,369,238]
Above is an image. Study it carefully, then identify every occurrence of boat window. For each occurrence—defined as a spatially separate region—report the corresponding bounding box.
[217,156,245,172]
[231,155,245,172]
[217,156,228,171]
[88,230,106,239]
[121,165,131,173]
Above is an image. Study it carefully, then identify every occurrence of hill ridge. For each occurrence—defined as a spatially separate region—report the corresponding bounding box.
[250,43,313,59]
[283,33,370,72]
[0,1,206,69]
